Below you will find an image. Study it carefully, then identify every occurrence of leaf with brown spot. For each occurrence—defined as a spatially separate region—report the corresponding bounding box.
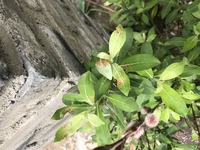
[51,106,69,120]
[112,63,130,96]
[96,59,112,80]
[54,114,86,142]
[109,24,126,59]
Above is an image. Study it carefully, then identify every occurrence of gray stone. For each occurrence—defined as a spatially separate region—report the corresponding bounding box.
[0,0,108,149]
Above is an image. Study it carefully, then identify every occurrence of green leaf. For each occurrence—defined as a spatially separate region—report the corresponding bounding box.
[97,52,112,62]
[69,104,92,115]
[108,103,126,130]
[117,28,133,63]
[133,32,145,43]
[153,106,162,118]
[194,22,200,35]
[182,91,200,101]
[107,94,139,112]
[159,133,171,144]
[142,13,149,25]
[145,101,159,109]
[77,0,85,13]
[54,114,85,142]
[62,93,84,105]
[159,84,188,116]
[173,143,199,150]
[183,11,194,23]
[166,125,178,135]
[192,129,198,141]
[160,108,170,123]
[181,79,191,92]
[136,8,144,14]
[108,0,120,3]
[147,27,156,42]
[88,114,105,127]
[78,71,95,105]
[167,37,185,46]
[129,74,155,94]
[96,59,112,80]
[122,54,160,72]
[95,106,112,145]
[159,61,185,80]
[145,0,158,10]
[187,0,199,12]
[188,47,200,62]
[136,68,153,78]
[109,10,121,22]
[183,35,198,52]
[112,63,130,96]
[109,25,126,59]
[116,13,129,24]
[161,0,173,19]
[192,10,200,19]
[170,109,180,122]
[79,121,93,132]
[165,9,179,24]
[95,76,111,99]
[136,94,151,108]
[154,144,168,150]
[151,4,158,18]
[181,65,200,77]
[51,107,69,120]
[140,42,153,55]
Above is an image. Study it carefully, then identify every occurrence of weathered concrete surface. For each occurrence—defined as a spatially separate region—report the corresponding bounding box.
[0,0,109,149]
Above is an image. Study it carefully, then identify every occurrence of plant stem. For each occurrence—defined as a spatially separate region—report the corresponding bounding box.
[144,131,150,149]
[147,12,163,39]
[85,0,115,12]
[191,104,200,146]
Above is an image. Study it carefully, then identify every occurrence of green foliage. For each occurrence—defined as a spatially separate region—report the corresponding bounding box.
[52,0,200,149]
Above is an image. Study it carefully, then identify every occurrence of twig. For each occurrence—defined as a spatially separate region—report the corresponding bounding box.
[191,104,200,146]
[85,0,115,13]
[144,130,150,149]
[147,12,163,39]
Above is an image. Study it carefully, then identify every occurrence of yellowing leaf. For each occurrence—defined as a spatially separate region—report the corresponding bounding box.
[109,25,126,59]
[97,52,112,62]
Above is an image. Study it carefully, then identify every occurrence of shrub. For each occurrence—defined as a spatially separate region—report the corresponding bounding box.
[52,0,200,149]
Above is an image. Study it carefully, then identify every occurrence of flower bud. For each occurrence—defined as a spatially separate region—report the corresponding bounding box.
[145,113,159,128]
[140,107,148,115]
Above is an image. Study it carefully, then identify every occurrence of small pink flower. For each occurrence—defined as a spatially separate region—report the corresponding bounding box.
[145,113,159,128]
[141,107,148,115]
[133,126,144,139]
